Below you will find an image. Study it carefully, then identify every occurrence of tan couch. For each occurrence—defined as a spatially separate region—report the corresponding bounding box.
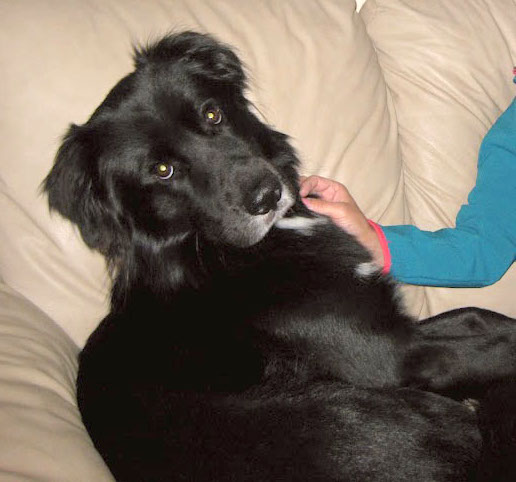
[1,0,514,479]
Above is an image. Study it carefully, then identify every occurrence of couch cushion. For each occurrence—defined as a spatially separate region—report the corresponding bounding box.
[0,284,113,480]
[362,0,516,317]
[0,0,407,346]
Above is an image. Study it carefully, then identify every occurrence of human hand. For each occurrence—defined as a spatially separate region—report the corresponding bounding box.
[299,175,384,267]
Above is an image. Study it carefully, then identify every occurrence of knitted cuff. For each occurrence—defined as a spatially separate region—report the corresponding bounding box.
[367,220,392,275]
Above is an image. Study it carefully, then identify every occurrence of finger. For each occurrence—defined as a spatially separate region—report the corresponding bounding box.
[299,175,323,197]
[300,176,352,203]
[302,196,348,219]
[300,175,339,200]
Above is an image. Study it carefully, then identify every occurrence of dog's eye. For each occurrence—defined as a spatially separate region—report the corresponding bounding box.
[155,163,174,180]
[204,107,223,125]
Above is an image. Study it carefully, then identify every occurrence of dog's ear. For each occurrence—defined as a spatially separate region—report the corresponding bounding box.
[43,124,122,257]
[134,31,247,89]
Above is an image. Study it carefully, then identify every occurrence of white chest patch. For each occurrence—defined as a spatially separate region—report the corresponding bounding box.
[355,262,380,278]
[274,215,327,235]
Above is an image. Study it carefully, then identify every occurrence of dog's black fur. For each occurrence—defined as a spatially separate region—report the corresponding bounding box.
[44,32,516,481]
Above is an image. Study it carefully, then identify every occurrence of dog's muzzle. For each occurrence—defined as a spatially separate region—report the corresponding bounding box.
[243,173,283,216]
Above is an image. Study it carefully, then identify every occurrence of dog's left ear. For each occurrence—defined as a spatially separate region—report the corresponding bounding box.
[134,31,247,90]
[43,124,123,257]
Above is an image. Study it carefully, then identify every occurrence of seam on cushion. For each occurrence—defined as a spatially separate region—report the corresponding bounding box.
[360,0,405,217]
[360,0,404,200]
[360,0,427,315]
[359,0,379,26]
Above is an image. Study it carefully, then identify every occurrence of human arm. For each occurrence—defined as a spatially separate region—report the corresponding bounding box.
[381,98,516,287]
[300,98,516,287]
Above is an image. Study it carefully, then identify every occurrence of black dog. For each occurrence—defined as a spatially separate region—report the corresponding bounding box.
[44,32,516,481]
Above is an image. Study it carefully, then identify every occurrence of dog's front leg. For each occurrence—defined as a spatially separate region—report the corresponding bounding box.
[401,307,516,400]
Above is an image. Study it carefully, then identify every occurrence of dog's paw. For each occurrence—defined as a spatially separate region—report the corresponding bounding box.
[463,398,480,413]
[401,344,458,390]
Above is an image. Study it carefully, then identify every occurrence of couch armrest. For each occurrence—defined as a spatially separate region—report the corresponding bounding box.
[0,283,113,481]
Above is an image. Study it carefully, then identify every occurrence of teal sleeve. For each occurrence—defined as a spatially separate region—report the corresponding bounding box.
[381,98,516,287]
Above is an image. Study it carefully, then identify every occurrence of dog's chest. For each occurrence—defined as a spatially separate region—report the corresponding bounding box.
[154,253,406,391]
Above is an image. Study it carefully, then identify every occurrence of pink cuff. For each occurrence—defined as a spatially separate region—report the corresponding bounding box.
[367,220,392,275]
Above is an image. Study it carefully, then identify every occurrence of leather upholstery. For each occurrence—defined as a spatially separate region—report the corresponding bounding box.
[0,0,514,478]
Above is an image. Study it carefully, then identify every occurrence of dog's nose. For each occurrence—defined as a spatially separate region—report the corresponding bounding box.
[244,174,282,216]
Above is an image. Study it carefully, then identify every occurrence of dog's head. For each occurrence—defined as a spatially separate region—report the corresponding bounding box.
[44,32,298,261]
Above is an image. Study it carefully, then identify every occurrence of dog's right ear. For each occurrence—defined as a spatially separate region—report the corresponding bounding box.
[44,124,120,256]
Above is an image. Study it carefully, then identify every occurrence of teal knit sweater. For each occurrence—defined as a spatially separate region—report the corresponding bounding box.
[381,97,516,287]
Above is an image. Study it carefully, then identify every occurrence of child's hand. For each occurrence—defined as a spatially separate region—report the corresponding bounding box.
[299,175,384,267]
